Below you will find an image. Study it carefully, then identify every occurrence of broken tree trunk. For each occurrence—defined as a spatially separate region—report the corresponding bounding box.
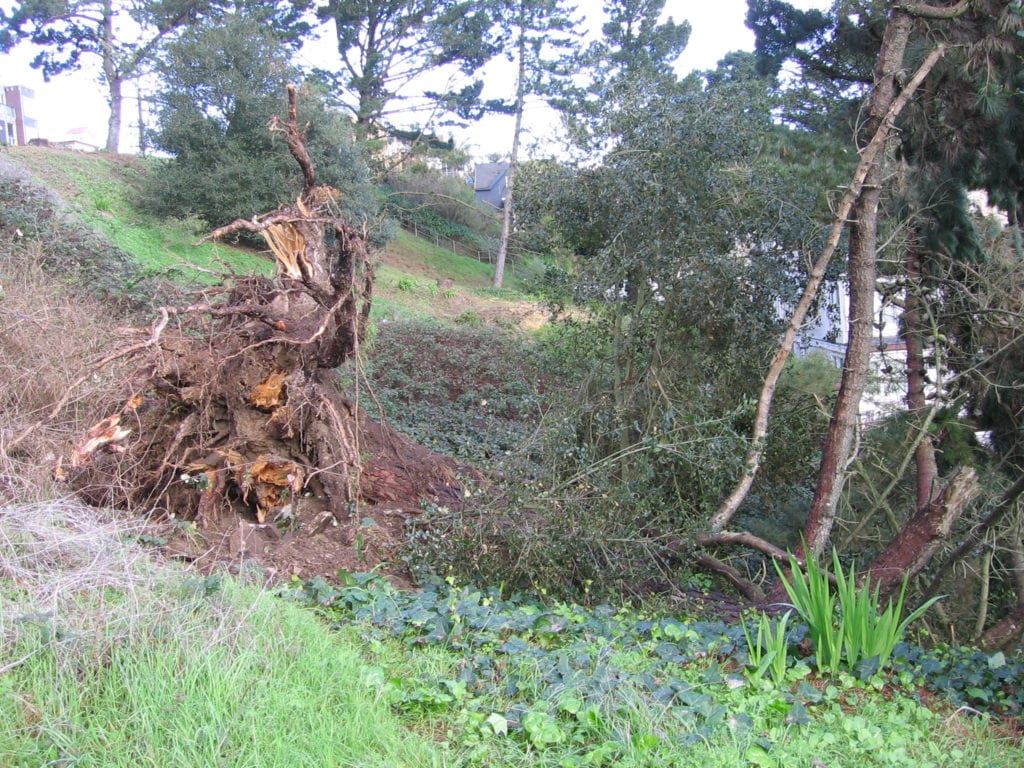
[864,467,979,599]
[66,84,461,531]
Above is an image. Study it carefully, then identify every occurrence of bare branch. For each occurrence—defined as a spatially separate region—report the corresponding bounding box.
[692,553,766,603]
[269,84,317,195]
[696,531,803,567]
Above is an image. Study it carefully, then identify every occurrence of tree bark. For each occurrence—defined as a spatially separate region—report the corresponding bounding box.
[979,530,1024,649]
[864,467,979,598]
[903,243,940,509]
[800,8,916,559]
[916,473,1024,608]
[850,240,980,601]
[492,6,527,290]
[102,0,121,153]
[979,602,1024,652]
[105,75,123,154]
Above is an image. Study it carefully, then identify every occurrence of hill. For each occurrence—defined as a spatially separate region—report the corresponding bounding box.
[2,145,548,326]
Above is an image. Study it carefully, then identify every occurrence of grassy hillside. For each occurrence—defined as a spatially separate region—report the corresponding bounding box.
[4,146,273,282]
[2,145,545,326]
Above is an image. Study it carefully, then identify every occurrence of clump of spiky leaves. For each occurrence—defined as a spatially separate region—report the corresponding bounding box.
[775,549,942,675]
[741,609,792,685]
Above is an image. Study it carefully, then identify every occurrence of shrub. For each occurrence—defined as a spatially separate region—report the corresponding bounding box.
[385,166,499,238]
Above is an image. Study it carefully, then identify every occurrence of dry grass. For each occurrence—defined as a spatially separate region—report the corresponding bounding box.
[0,499,149,608]
[0,245,130,501]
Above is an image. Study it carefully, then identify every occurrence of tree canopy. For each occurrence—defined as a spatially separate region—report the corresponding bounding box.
[318,0,498,137]
[0,0,217,151]
[140,2,377,232]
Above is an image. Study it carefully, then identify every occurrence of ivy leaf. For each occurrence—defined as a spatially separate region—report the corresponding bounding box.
[744,743,776,767]
[785,700,811,726]
[485,712,508,737]
[524,711,566,746]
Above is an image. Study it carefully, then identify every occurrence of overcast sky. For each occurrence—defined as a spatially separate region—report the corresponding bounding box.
[1,0,830,157]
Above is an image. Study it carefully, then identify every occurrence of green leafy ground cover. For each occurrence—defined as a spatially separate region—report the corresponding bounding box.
[360,319,544,461]
[0,166,156,305]
[286,574,1024,767]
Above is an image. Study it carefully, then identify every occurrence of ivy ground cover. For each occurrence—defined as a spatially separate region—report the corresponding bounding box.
[285,574,1024,768]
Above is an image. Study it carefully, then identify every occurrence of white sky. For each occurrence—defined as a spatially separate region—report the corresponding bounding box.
[0,0,831,158]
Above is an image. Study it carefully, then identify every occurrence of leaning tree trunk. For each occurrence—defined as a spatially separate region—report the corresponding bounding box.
[799,9,917,560]
[66,85,460,529]
[858,241,982,600]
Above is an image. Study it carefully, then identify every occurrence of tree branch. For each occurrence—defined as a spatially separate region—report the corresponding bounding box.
[695,531,801,566]
[900,1,972,20]
[692,553,766,603]
[269,83,317,195]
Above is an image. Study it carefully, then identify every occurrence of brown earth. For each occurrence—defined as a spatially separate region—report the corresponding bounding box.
[146,408,476,587]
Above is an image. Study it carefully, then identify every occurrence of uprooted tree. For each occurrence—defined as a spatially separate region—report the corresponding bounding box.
[66,84,462,529]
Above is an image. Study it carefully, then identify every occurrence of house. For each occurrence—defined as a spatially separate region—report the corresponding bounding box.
[54,126,100,152]
[473,162,509,210]
[1,85,38,145]
[793,280,914,424]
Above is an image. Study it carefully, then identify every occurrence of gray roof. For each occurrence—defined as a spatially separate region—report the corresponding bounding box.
[474,163,509,191]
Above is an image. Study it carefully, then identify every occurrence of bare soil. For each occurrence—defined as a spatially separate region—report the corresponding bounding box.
[149,408,474,586]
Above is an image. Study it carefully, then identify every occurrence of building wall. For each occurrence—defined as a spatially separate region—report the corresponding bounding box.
[793,280,923,423]
[473,163,508,210]
[0,102,16,145]
[1,85,38,145]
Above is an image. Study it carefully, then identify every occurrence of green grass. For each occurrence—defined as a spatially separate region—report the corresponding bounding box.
[0,502,442,768]
[6,148,273,282]
[387,229,527,291]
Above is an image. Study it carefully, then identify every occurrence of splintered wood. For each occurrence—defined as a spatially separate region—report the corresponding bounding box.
[261,223,306,279]
[249,370,287,411]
